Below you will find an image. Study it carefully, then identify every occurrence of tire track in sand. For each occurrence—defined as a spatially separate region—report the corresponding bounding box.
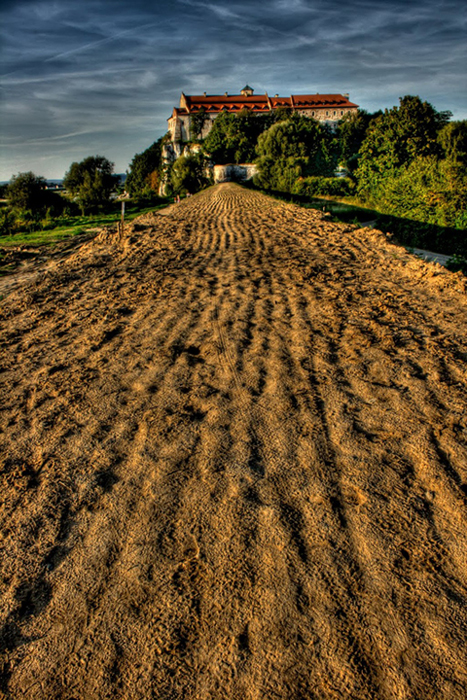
[1,184,467,700]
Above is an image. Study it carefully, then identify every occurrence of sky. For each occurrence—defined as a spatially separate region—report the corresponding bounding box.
[1,0,466,181]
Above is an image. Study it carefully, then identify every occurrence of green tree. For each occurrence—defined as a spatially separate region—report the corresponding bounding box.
[271,106,293,123]
[171,152,210,194]
[337,109,380,172]
[373,156,467,230]
[203,111,274,164]
[63,156,117,214]
[190,108,208,141]
[126,139,163,196]
[437,120,467,165]
[203,112,247,164]
[7,172,47,217]
[356,96,451,199]
[6,172,65,223]
[254,115,336,192]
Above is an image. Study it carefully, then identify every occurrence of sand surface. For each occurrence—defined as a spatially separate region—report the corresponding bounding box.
[1,183,467,699]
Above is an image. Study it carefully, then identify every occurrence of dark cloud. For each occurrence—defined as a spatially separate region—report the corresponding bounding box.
[0,0,466,179]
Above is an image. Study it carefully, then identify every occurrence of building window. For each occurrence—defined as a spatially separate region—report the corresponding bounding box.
[333,111,336,115]
[341,111,343,115]
[326,111,329,116]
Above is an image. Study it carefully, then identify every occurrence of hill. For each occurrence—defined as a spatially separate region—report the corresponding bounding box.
[1,184,467,699]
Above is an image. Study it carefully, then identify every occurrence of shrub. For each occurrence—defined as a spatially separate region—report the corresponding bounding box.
[0,207,17,236]
[446,254,467,275]
[294,176,353,198]
[373,157,467,229]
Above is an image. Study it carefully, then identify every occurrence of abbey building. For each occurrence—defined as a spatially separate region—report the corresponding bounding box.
[167,85,358,142]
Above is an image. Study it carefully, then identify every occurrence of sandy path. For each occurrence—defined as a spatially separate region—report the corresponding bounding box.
[1,183,467,699]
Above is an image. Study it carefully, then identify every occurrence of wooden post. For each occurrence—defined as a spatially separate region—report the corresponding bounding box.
[121,201,125,236]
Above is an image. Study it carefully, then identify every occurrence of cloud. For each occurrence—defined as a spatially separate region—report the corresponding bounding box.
[0,0,466,179]
[1,128,110,147]
[43,25,156,63]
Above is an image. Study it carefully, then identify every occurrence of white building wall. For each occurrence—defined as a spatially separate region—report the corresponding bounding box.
[168,106,358,142]
[213,164,258,183]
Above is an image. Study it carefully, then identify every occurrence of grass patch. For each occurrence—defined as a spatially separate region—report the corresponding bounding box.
[0,262,17,276]
[247,184,378,225]
[0,200,170,248]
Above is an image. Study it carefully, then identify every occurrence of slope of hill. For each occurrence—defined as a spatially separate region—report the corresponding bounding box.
[1,184,467,699]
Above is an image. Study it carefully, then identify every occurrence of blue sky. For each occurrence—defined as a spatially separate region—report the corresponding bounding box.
[1,0,466,180]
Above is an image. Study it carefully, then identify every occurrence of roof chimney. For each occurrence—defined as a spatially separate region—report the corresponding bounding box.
[225,91,228,97]
[203,92,206,97]
[343,93,349,99]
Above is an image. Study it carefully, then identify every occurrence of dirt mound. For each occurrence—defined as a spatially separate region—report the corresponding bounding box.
[1,184,467,699]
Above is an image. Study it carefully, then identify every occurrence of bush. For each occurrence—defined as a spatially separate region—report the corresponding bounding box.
[131,190,165,207]
[446,254,467,275]
[294,176,354,198]
[0,207,17,236]
[42,190,67,218]
[253,155,307,193]
[371,157,467,230]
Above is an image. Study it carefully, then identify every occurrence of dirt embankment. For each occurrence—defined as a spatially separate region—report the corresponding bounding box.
[1,183,467,700]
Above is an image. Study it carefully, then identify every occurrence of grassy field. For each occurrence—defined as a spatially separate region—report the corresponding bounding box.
[0,199,170,248]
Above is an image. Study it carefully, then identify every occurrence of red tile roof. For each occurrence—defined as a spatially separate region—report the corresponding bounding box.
[169,92,358,118]
[293,94,358,108]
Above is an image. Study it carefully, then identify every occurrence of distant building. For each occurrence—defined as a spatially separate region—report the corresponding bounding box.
[167,85,358,142]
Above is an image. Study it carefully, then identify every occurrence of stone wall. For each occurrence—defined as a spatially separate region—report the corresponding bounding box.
[213,164,258,184]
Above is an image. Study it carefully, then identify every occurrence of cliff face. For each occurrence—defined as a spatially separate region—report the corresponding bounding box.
[159,142,205,195]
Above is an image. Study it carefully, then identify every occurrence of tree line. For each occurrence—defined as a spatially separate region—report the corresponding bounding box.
[0,156,126,236]
[154,96,466,260]
[2,95,466,255]
[128,96,466,234]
